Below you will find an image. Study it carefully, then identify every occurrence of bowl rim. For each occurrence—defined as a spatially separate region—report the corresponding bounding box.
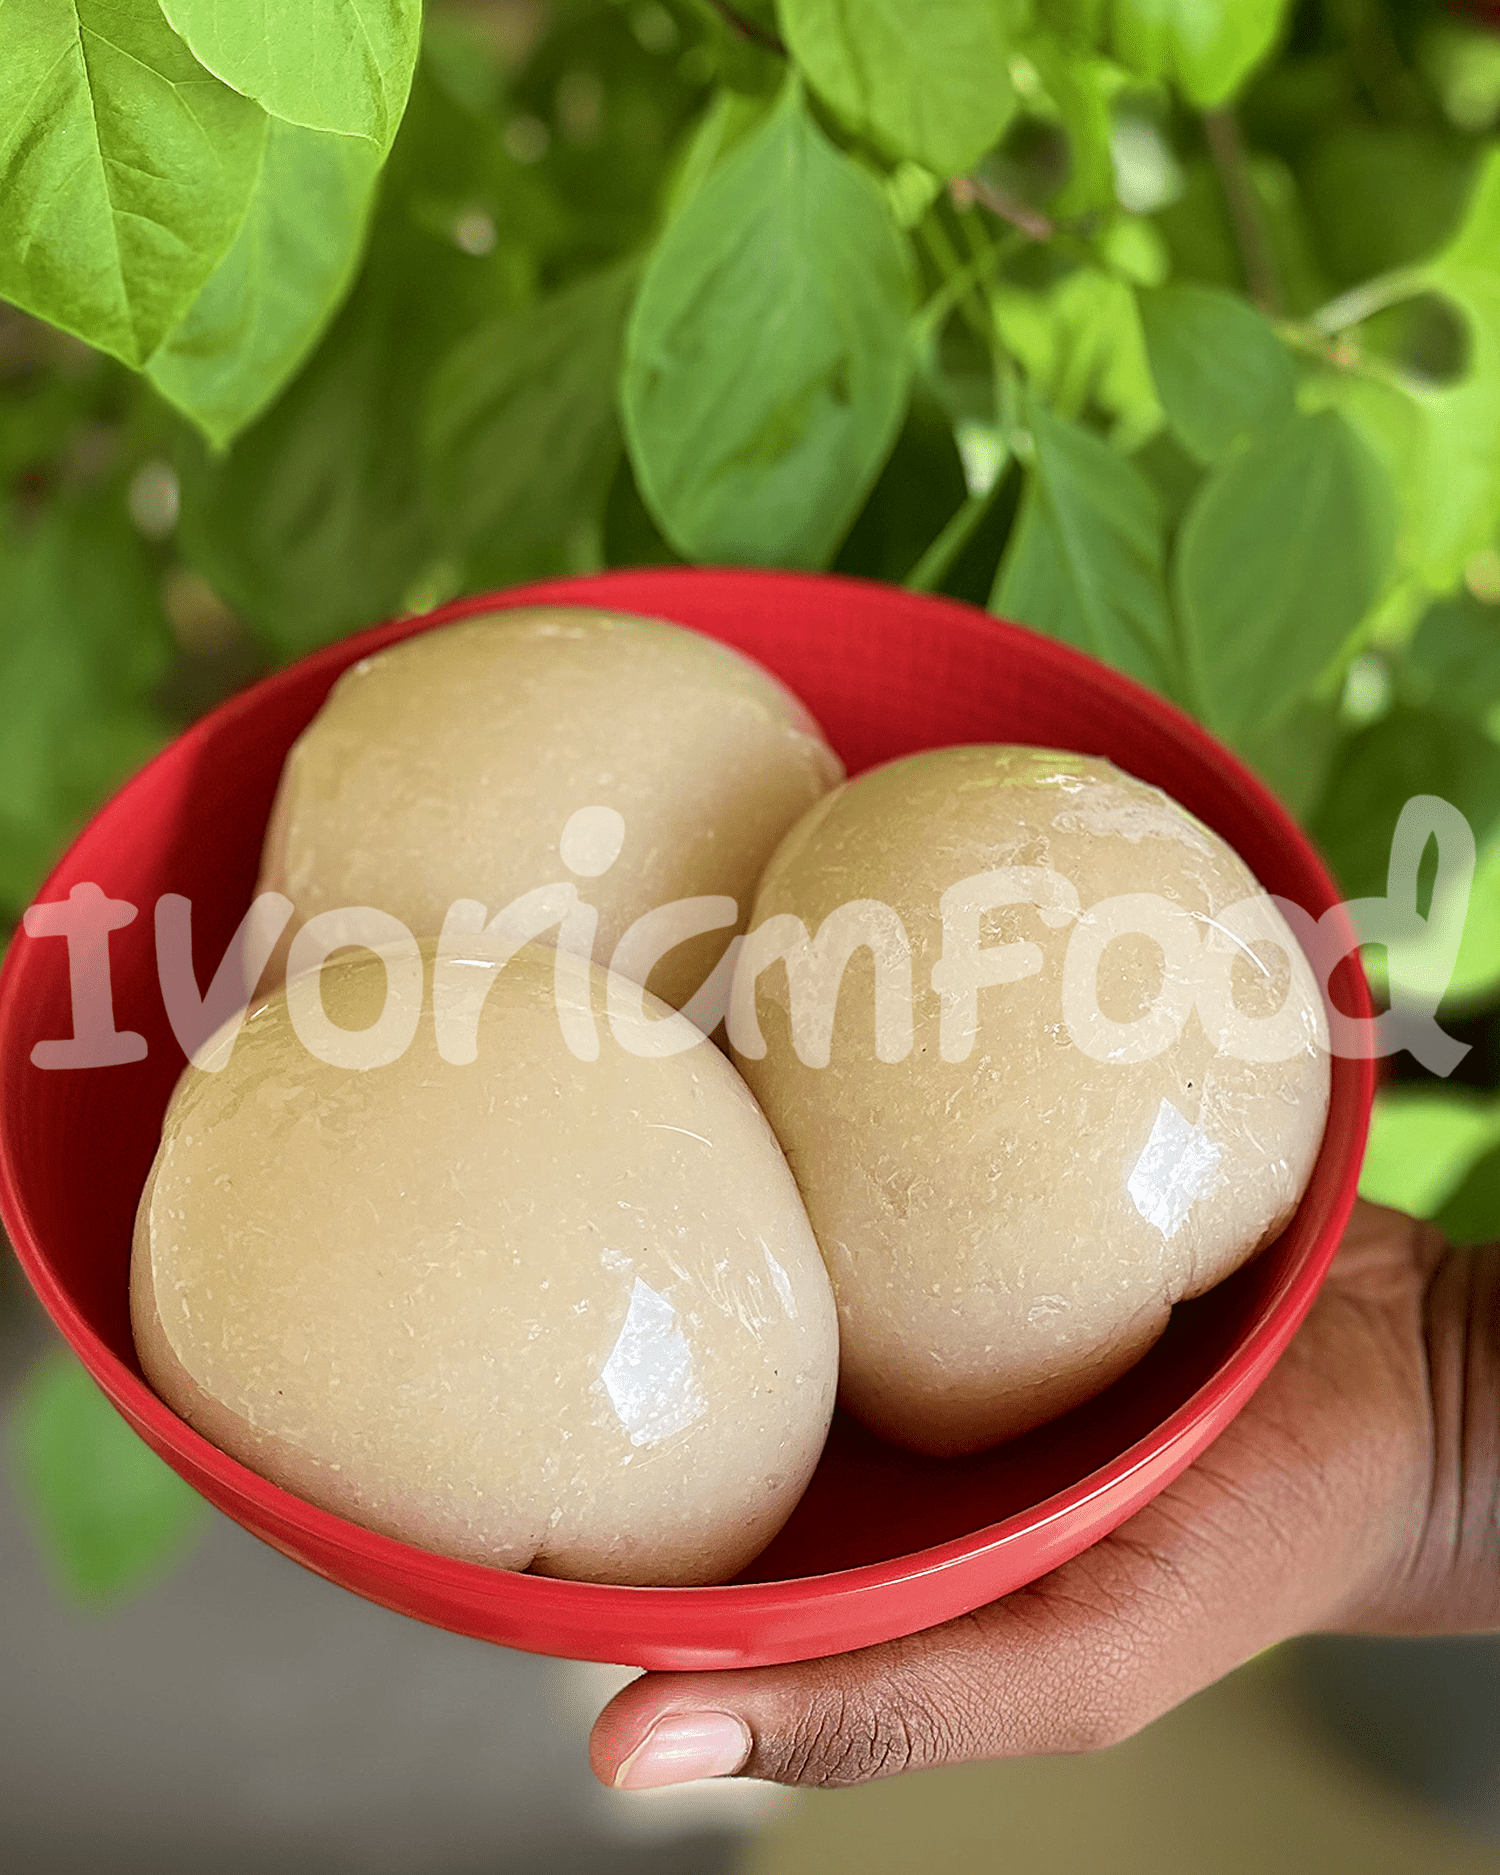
[0,566,1375,1619]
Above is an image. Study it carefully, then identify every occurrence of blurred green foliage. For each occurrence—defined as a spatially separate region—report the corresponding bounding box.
[11,1350,206,1601]
[4,0,1500,1589]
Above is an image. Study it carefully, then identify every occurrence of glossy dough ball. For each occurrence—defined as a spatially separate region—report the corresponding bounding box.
[257,607,843,1011]
[131,943,839,1586]
[731,745,1330,1457]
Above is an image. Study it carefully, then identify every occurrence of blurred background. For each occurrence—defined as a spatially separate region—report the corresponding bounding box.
[4,0,1500,1867]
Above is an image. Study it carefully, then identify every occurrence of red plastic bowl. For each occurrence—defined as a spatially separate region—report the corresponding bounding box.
[0,569,1372,1669]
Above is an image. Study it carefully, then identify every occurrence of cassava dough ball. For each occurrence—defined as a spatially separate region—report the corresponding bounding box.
[730,745,1330,1457]
[131,941,839,1586]
[257,607,842,1011]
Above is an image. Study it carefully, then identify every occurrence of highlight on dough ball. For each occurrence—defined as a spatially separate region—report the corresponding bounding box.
[729,745,1331,1459]
[257,608,844,1014]
[131,942,840,1587]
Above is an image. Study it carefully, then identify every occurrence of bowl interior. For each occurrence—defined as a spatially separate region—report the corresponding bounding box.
[0,569,1370,1594]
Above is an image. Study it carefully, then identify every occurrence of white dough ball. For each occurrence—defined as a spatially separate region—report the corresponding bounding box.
[257,607,843,1012]
[731,745,1331,1457]
[132,942,839,1586]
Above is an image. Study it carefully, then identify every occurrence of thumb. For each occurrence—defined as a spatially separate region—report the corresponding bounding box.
[588,1563,1225,1792]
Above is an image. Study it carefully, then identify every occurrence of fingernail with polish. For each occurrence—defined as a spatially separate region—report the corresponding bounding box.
[613,1710,752,1790]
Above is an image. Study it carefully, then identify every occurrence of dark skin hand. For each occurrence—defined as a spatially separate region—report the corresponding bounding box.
[589,1202,1500,1790]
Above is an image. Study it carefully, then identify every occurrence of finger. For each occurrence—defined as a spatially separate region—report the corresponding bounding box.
[590,1467,1344,1793]
[589,1520,1289,1793]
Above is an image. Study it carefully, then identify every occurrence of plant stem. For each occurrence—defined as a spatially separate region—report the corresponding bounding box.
[1312,269,1424,335]
[702,1,786,55]
[916,216,996,352]
[1201,105,1282,314]
[950,176,1056,242]
[1277,318,1431,397]
[906,470,1010,593]
[913,229,1018,349]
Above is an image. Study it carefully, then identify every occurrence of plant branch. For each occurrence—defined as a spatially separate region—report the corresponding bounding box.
[906,469,1009,593]
[915,216,996,353]
[950,176,1055,242]
[1200,105,1281,315]
[913,230,1018,347]
[702,1,786,54]
[1312,269,1424,336]
[1277,318,1431,397]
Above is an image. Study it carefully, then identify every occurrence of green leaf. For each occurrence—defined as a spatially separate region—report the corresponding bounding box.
[1234,698,1342,820]
[1038,0,1106,39]
[991,393,1177,692]
[1313,152,1500,595]
[1436,1142,1500,1246]
[990,269,1162,447]
[1412,148,1500,590]
[663,87,778,225]
[1445,822,1500,1010]
[11,1349,205,1601]
[1110,0,1291,109]
[1311,704,1500,1022]
[1175,410,1394,739]
[1307,374,1442,593]
[1426,21,1500,136]
[690,0,785,89]
[1300,130,1478,291]
[0,0,267,367]
[1359,1087,1500,1219]
[621,82,915,568]
[1404,591,1500,726]
[778,0,1019,178]
[1138,283,1294,464]
[1132,424,1206,532]
[159,0,421,152]
[146,119,382,449]
[1309,703,1500,898]
[425,264,637,586]
[175,247,435,658]
[1025,39,1119,216]
[177,78,531,658]
[0,496,173,915]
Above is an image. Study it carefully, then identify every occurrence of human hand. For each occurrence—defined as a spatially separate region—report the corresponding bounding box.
[590,1202,1500,1790]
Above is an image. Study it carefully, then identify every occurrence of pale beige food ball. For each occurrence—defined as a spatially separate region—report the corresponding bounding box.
[730,745,1330,1457]
[131,941,839,1586]
[257,608,843,1012]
